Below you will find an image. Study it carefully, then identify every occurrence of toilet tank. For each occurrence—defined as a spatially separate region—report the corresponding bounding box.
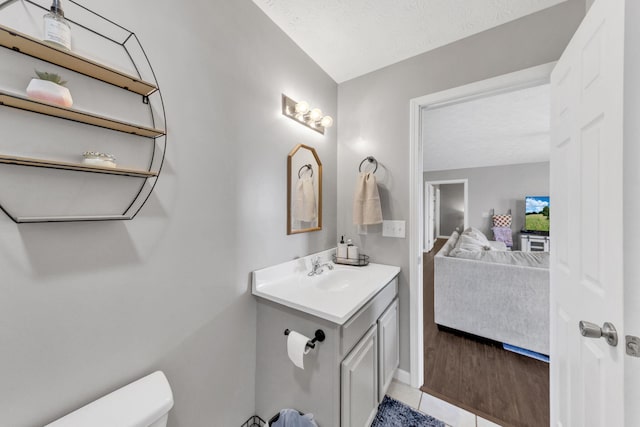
[45,371,174,427]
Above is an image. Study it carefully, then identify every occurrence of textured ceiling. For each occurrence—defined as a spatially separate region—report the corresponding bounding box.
[423,84,550,171]
[252,0,567,82]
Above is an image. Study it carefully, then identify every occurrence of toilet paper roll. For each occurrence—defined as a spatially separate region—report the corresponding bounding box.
[287,330,312,369]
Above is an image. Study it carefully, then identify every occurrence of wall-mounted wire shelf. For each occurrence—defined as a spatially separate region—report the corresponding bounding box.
[0,23,157,96]
[0,0,167,223]
[0,90,165,137]
[0,154,158,178]
[15,214,133,223]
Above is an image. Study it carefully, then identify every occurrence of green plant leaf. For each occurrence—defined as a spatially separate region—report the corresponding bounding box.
[34,69,67,86]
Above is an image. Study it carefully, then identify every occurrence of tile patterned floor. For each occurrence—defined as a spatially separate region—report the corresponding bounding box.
[386,380,502,427]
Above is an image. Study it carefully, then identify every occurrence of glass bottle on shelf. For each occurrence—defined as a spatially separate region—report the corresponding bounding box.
[43,0,71,50]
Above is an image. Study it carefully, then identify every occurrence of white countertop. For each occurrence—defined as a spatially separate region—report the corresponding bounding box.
[252,250,400,324]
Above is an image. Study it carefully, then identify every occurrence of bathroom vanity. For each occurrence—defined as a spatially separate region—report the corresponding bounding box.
[252,250,400,426]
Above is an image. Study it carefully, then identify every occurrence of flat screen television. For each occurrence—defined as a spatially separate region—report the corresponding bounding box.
[525,196,550,234]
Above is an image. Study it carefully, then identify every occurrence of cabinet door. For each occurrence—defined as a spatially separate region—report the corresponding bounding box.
[341,325,378,427]
[377,298,399,402]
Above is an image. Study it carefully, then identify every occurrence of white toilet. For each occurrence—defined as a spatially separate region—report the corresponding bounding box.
[45,371,174,427]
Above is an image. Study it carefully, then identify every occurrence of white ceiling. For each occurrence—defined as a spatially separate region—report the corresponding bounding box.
[422,84,550,171]
[252,0,567,83]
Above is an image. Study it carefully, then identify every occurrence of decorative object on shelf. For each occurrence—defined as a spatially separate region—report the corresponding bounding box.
[282,94,333,135]
[42,0,71,50]
[333,253,370,266]
[26,70,73,107]
[82,151,116,168]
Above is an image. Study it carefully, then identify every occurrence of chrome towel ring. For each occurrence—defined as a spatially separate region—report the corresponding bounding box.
[358,156,378,173]
[298,164,313,178]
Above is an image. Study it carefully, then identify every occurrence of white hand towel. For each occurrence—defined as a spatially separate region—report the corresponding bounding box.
[353,172,383,225]
[293,176,317,222]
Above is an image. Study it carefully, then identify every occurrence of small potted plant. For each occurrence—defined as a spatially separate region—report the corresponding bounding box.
[26,70,73,108]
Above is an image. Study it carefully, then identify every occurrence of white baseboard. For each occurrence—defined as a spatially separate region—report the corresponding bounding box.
[393,368,411,385]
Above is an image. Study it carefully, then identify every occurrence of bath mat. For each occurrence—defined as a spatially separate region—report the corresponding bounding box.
[371,396,446,427]
[503,343,550,363]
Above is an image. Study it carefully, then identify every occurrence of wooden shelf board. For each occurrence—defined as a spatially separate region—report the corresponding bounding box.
[0,24,157,96]
[0,90,165,138]
[0,154,157,178]
[16,214,131,223]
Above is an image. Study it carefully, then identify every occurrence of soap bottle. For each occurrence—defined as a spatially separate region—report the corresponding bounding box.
[347,239,359,260]
[337,235,348,259]
[43,0,71,50]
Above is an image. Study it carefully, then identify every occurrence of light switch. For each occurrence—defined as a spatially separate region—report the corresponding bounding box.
[382,220,406,238]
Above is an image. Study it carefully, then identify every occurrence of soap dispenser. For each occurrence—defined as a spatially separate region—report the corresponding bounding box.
[43,0,71,50]
[337,235,348,259]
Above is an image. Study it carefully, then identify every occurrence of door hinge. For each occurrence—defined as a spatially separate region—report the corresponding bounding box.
[626,335,640,357]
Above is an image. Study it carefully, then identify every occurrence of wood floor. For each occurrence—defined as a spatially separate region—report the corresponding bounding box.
[421,239,549,427]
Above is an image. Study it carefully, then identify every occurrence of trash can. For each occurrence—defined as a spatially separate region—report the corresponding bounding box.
[241,415,266,427]
[267,409,318,427]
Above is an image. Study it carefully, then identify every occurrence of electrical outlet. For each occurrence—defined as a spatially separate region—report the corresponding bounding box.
[382,220,406,238]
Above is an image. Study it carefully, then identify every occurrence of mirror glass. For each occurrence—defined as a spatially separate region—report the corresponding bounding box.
[287,144,322,234]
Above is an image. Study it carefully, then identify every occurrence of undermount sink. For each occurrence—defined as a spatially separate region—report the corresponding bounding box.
[252,249,400,324]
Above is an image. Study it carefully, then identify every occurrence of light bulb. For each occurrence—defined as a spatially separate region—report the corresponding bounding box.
[295,101,309,114]
[295,112,305,121]
[320,116,334,128]
[309,108,323,121]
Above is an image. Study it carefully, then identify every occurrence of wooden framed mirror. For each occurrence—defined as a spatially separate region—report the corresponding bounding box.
[287,144,322,234]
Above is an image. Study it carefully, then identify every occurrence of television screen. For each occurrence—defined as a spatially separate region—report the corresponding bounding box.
[525,196,550,232]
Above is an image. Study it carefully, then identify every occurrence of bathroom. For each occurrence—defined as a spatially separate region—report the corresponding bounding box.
[1,1,628,426]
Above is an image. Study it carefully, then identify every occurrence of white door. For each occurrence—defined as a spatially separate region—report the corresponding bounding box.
[425,183,436,251]
[550,0,625,426]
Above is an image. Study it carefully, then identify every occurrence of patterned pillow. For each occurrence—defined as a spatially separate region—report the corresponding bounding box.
[492,214,512,228]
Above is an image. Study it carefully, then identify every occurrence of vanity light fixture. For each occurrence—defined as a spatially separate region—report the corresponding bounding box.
[282,94,334,135]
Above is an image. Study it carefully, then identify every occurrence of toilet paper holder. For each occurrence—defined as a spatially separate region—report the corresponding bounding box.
[284,328,326,350]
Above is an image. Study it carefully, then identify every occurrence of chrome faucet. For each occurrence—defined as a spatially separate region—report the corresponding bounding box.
[308,256,334,276]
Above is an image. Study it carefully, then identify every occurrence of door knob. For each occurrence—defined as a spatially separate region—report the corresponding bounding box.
[579,321,618,347]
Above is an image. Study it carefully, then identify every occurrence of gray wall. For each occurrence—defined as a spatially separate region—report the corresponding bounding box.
[438,183,465,236]
[0,1,337,426]
[337,0,584,371]
[426,162,550,249]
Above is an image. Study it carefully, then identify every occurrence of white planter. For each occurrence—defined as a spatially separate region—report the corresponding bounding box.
[26,78,73,108]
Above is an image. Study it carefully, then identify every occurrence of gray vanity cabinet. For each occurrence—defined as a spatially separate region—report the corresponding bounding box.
[255,276,399,427]
[341,297,399,427]
[341,325,379,427]
[377,298,399,402]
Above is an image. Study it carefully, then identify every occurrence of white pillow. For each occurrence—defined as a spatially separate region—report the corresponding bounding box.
[462,227,489,243]
[449,234,494,256]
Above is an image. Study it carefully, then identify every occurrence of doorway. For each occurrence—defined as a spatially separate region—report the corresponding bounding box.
[424,179,468,252]
[408,63,555,426]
